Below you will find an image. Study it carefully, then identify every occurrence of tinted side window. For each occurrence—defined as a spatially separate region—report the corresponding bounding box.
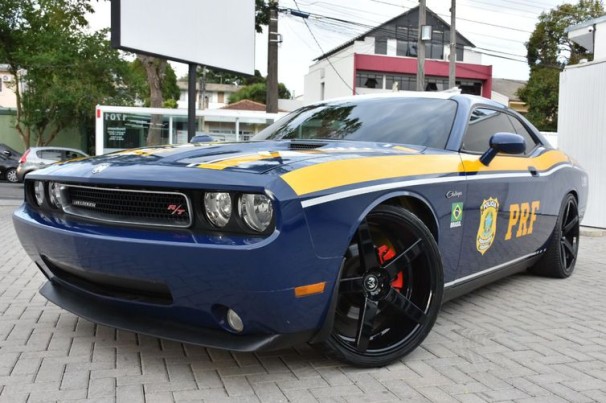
[507,115,538,154]
[462,108,515,153]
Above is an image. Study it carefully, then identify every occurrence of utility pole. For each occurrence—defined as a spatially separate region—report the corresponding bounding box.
[198,67,206,110]
[449,0,457,89]
[266,1,279,113]
[416,0,426,91]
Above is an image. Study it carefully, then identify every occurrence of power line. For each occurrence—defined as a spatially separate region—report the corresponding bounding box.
[291,0,357,94]
[283,8,530,58]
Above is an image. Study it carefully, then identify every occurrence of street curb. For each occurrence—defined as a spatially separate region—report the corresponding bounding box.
[581,226,606,237]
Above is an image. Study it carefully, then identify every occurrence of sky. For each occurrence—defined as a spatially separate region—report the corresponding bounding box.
[89,0,569,98]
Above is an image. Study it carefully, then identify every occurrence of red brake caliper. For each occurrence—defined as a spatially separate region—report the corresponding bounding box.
[377,245,404,290]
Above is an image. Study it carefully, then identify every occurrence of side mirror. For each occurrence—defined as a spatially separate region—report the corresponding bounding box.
[480,132,526,166]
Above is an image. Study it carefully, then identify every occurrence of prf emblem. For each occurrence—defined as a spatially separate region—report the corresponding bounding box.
[476,198,499,255]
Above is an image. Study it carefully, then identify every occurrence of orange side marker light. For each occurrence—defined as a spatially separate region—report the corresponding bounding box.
[294,282,326,298]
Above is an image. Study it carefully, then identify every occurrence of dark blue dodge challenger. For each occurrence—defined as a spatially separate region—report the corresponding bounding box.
[13,93,588,367]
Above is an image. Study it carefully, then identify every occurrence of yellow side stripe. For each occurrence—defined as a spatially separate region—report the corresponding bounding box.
[282,150,570,196]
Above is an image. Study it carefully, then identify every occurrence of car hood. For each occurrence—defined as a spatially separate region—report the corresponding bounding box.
[28,140,439,197]
[45,140,426,175]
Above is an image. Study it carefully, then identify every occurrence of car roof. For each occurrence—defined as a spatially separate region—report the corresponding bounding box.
[307,91,507,110]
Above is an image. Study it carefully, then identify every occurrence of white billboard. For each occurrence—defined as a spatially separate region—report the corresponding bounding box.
[111,0,255,75]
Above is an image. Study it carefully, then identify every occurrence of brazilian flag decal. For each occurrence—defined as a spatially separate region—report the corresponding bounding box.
[450,202,463,228]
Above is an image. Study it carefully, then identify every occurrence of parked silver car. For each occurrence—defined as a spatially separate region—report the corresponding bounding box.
[17,147,89,182]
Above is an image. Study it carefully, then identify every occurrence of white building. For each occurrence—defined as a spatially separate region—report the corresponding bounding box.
[558,15,606,228]
[304,6,493,104]
[177,81,240,110]
[0,65,17,109]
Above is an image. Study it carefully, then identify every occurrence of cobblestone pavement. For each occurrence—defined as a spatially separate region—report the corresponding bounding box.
[1,205,606,403]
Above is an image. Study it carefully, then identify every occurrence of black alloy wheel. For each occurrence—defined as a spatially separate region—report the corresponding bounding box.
[531,193,580,278]
[323,205,443,367]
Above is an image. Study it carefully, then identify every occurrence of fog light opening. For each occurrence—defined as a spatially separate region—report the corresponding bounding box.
[226,309,244,333]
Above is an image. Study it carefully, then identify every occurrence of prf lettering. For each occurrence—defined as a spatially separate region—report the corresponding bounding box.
[505,201,540,240]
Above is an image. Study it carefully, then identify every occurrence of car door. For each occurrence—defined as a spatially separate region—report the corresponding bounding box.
[456,107,545,280]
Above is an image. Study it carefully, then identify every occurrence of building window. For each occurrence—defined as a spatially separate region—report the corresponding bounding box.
[356,71,383,89]
[385,73,416,91]
[375,37,387,55]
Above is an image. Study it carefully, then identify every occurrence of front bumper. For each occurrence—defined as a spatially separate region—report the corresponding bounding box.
[40,280,314,351]
[13,204,342,350]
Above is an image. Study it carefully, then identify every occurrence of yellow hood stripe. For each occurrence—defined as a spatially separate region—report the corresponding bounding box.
[282,150,570,196]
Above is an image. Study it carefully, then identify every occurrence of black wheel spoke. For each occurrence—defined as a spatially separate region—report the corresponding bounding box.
[355,298,378,352]
[561,238,576,261]
[339,277,363,294]
[385,288,427,325]
[383,239,424,280]
[563,215,579,235]
[357,219,379,272]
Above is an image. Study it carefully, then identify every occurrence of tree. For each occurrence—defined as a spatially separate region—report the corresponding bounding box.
[0,0,132,148]
[255,0,270,33]
[518,0,604,131]
[228,82,291,104]
[128,58,180,108]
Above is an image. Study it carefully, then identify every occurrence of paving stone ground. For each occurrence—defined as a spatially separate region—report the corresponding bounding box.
[1,205,605,403]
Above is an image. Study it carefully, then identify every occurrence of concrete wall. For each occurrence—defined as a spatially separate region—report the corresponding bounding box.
[558,59,606,228]
[0,110,86,153]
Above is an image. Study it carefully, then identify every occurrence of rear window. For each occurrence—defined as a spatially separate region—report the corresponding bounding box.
[253,97,457,149]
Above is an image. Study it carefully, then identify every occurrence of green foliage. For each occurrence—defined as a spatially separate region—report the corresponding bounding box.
[228,82,291,104]
[129,59,180,108]
[517,68,560,132]
[255,0,270,33]
[520,0,604,131]
[203,68,264,86]
[0,0,133,148]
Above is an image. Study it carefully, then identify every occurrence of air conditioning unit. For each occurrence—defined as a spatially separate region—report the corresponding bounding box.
[2,75,11,82]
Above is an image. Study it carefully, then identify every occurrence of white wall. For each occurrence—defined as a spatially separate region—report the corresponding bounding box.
[491,91,509,106]
[558,59,606,228]
[0,73,17,108]
[304,38,375,104]
[595,21,606,59]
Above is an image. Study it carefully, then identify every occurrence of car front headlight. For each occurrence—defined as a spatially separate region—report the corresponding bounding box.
[204,192,232,228]
[239,194,273,232]
[48,182,63,208]
[34,181,45,206]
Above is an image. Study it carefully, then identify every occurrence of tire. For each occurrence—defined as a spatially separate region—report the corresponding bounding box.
[530,194,580,278]
[5,168,18,183]
[321,205,443,367]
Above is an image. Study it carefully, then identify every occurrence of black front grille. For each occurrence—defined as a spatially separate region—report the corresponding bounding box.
[62,184,192,228]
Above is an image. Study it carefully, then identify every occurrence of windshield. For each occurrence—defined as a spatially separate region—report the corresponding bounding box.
[253,97,458,149]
